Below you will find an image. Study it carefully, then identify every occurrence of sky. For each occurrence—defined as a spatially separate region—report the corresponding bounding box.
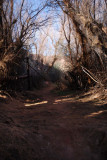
[20,0,62,55]
[13,0,74,56]
[14,0,55,55]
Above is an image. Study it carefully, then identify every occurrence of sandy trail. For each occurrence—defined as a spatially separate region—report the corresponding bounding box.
[0,82,107,160]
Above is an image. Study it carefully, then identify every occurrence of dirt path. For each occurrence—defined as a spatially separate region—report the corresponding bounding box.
[0,82,107,160]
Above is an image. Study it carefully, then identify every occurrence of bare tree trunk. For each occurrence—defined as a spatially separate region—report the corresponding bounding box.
[93,0,96,20]
[0,0,3,39]
[57,0,107,70]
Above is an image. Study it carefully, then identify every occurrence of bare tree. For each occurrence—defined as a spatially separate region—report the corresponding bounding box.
[60,13,72,61]
[46,0,107,87]
[0,0,49,78]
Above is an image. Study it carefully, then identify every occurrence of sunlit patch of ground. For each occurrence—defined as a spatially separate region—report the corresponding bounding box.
[74,88,107,106]
[21,86,107,108]
[0,91,9,103]
[84,110,107,118]
[0,94,7,99]
[54,97,74,104]
[0,83,107,160]
[25,101,48,107]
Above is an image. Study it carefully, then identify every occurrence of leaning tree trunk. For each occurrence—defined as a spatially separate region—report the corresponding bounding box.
[0,0,3,44]
[56,0,107,87]
[61,0,107,69]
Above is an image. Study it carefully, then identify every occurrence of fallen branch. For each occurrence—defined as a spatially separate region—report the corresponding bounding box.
[81,65,103,86]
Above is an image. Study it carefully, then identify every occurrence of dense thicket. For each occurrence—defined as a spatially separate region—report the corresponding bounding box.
[0,0,107,91]
[0,0,49,90]
[47,0,107,89]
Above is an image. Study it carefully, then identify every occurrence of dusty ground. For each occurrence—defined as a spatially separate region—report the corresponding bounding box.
[0,82,107,160]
